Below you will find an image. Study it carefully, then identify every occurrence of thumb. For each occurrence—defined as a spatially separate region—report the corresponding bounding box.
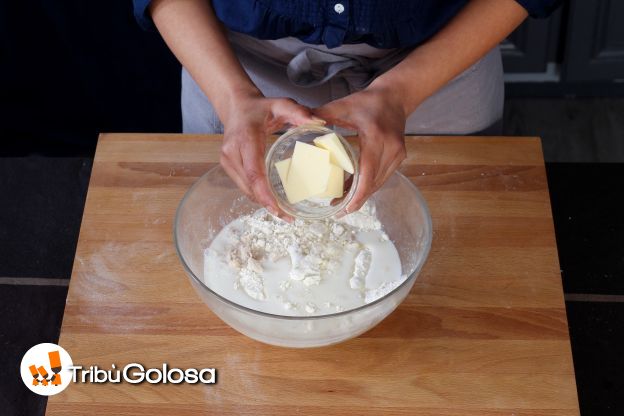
[311,102,336,124]
[273,98,326,126]
[313,99,354,130]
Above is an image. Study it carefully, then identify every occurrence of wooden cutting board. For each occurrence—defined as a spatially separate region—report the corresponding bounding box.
[47,134,579,415]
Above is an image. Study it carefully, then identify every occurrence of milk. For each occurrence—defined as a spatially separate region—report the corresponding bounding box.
[203,217,403,316]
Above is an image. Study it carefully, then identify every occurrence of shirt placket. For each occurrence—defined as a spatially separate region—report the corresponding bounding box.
[322,0,350,48]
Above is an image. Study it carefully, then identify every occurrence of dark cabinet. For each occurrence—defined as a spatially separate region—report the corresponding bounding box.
[564,0,624,81]
[503,0,624,86]
[501,9,560,73]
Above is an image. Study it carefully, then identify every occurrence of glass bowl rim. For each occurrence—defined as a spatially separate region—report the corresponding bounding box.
[173,165,433,321]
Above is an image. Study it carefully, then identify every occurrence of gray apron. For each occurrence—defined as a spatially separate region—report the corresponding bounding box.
[182,30,504,135]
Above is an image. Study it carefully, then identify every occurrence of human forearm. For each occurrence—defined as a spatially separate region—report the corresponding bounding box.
[150,0,261,122]
[152,0,321,217]
[369,0,528,115]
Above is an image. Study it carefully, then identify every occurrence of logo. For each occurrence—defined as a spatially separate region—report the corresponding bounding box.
[20,343,217,395]
[69,364,216,384]
[20,343,73,396]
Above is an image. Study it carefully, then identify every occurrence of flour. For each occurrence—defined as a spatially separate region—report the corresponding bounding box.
[204,201,405,316]
[364,278,405,304]
[349,248,371,290]
[226,207,360,292]
[338,202,382,231]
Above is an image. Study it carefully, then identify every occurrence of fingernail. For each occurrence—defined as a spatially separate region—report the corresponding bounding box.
[268,206,279,217]
[274,212,293,223]
[310,116,326,125]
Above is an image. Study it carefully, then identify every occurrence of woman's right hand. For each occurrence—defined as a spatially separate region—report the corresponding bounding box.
[220,93,324,217]
[150,1,323,216]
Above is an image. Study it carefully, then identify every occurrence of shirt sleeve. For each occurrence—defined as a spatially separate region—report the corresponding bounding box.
[133,0,155,31]
[514,0,562,18]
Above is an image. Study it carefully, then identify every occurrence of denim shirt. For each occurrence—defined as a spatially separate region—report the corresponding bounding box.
[134,0,560,49]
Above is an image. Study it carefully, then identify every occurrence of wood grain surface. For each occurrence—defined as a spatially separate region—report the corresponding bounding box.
[47,134,579,415]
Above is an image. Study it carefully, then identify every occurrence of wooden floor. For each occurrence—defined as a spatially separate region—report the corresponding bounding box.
[504,98,624,163]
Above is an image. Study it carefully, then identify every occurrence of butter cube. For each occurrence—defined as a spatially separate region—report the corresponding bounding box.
[275,142,331,204]
[274,157,304,204]
[317,163,344,198]
[275,157,313,204]
[275,157,291,185]
[313,133,354,174]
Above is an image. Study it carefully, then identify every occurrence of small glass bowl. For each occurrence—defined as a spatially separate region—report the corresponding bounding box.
[265,124,359,220]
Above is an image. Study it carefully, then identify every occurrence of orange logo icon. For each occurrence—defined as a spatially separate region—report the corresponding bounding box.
[28,350,63,387]
[20,343,73,396]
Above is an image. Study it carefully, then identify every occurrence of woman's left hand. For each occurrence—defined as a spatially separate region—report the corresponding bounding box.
[313,86,408,214]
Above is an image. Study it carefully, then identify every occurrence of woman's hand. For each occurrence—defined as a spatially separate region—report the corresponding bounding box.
[313,86,408,214]
[220,93,324,217]
[151,0,322,217]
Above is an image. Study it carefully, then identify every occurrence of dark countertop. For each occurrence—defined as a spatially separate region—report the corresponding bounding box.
[547,163,624,295]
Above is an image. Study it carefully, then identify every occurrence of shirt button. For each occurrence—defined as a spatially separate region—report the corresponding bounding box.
[334,3,345,14]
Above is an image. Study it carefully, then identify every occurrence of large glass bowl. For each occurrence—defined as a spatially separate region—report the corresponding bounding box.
[174,165,432,348]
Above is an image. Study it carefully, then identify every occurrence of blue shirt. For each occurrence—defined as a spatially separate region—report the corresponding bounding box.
[134,0,560,49]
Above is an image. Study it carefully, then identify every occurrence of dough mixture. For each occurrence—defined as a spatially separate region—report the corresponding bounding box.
[203,202,405,316]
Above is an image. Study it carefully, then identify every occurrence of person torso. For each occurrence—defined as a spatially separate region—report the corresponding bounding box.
[211,0,470,49]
